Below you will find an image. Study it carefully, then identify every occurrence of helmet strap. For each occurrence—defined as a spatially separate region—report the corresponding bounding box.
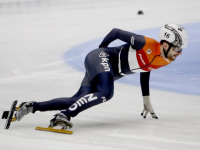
[163,44,172,58]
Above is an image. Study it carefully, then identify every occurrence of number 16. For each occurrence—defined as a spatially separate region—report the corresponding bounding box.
[164,32,170,38]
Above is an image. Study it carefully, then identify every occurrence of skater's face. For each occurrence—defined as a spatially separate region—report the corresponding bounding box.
[167,46,182,61]
[162,42,182,61]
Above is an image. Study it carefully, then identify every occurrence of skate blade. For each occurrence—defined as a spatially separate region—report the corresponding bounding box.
[35,127,73,134]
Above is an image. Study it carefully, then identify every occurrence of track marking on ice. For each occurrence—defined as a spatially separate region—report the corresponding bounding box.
[189,39,200,42]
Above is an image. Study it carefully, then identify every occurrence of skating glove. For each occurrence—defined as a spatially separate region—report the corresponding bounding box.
[141,96,158,119]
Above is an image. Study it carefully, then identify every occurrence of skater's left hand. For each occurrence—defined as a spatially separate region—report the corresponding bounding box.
[141,96,158,119]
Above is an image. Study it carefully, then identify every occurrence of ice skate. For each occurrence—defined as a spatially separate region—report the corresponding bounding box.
[49,112,73,129]
[35,112,73,134]
[2,100,18,129]
[15,101,34,121]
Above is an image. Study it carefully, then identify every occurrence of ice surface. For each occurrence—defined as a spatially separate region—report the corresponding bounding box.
[0,0,200,150]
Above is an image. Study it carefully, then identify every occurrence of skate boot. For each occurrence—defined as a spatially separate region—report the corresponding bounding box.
[15,102,34,121]
[50,113,73,129]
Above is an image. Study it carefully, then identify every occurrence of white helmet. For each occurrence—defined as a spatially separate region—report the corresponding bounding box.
[159,24,188,48]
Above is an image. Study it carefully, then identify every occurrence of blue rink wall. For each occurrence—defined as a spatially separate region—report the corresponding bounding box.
[64,22,200,96]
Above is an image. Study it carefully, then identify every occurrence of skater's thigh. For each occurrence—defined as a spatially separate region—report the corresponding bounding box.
[73,72,93,99]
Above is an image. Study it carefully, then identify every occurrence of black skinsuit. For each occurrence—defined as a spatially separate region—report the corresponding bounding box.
[33,28,150,118]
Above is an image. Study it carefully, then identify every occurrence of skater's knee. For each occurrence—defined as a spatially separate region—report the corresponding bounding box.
[105,91,114,100]
[101,89,114,100]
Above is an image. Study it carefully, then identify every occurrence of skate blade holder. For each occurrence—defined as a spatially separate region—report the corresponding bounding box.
[11,117,16,122]
[15,107,20,111]
[11,106,19,122]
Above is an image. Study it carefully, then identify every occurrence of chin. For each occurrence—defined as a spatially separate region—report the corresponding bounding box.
[171,57,176,61]
[168,56,176,61]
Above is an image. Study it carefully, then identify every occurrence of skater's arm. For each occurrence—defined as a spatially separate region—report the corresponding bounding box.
[99,28,145,50]
[140,72,158,119]
[140,72,150,96]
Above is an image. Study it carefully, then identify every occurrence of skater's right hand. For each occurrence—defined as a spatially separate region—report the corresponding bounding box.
[141,96,158,119]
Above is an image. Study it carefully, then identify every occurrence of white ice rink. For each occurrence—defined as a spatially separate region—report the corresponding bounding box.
[0,0,200,150]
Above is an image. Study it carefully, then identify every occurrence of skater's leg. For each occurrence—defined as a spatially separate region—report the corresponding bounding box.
[33,72,93,112]
[72,72,93,98]
[50,48,114,127]
[15,73,93,121]
[62,72,114,117]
